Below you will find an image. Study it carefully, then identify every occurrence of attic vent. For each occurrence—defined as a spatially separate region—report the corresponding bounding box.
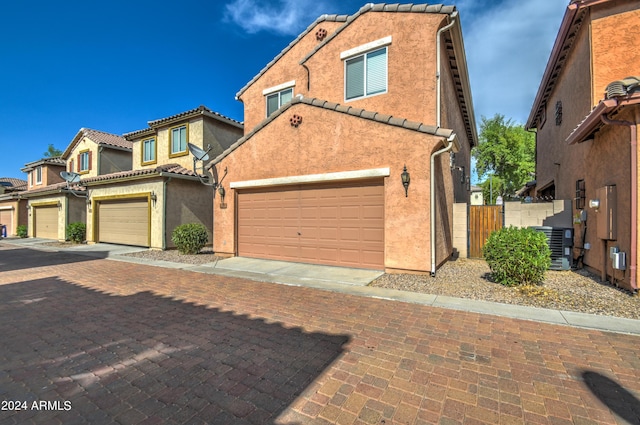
[316,28,327,41]
[555,101,563,126]
[606,76,640,99]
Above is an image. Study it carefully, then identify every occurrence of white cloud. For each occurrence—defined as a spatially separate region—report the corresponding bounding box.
[224,0,330,36]
[457,0,568,124]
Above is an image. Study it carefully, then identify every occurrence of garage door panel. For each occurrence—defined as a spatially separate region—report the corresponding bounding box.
[34,206,58,239]
[238,180,384,269]
[98,199,149,247]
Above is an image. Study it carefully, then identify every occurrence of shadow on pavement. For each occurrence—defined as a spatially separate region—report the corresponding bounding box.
[0,246,108,272]
[581,370,640,424]
[0,277,349,424]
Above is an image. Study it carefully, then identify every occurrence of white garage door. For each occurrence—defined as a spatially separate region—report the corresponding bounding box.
[97,199,149,247]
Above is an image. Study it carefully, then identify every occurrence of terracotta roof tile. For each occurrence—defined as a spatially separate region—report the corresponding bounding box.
[81,164,197,185]
[0,177,27,191]
[22,181,85,196]
[211,96,454,166]
[124,105,242,139]
[81,128,132,150]
[21,157,66,172]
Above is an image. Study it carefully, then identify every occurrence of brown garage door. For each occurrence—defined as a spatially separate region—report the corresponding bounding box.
[0,209,13,235]
[238,180,384,269]
[97,199,149,247]
[34,205,58,239]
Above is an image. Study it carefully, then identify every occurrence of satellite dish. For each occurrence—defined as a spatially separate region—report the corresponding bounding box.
[188,143,210,161]
[60,171,81,183]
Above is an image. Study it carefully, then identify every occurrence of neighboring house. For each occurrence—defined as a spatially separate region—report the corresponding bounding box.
[20,129,132,241]
[0,177,28,237]
[82,106,243,249]
[208,3,476,274]
[525,0,639,291]
[470,185,484,206]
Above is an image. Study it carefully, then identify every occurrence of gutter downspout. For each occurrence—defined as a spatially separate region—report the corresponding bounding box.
[162,177,172,250]
[431,133,458,277]
[430,13,457,277]
[600,114,638,291]
[436,13,457,128]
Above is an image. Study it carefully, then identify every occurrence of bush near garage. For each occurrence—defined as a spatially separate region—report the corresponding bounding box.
[66,222,86,243]
[172,223,209,255]
[482,226,551,286]
[17,225,28,238]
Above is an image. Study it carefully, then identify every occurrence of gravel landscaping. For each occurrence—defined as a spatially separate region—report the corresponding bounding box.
[39,242,640,320]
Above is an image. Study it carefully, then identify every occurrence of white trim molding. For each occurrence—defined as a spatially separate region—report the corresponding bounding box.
[262,80,296,96]
[340,36,392,60]
[231,168,390,189]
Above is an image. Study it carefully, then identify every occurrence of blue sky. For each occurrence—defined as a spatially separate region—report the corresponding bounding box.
[0,0,567,181]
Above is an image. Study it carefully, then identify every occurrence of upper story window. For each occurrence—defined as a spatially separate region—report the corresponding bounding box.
[170,125,188,157]
[342,36,391,101]
[264,80,295,117]
[79,150,90,173]
[142,137,156,164]
[35,166,42,184]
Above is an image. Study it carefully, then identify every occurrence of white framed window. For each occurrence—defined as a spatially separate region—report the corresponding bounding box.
[345,46,388,101]
[35,166,42,184]
[142,138,156,164]
[266,87,293,117]
[170,125,188,157]
[79,151,90,172]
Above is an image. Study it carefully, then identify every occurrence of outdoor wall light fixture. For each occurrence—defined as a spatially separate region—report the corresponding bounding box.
[218,185,226,200]
[589,199,600,210]
[401,165,410,197]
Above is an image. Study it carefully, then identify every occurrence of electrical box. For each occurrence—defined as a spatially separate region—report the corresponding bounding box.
[596,185,616,240]
[613,252,626,270]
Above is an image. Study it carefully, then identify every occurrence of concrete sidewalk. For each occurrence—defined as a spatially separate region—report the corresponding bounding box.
[3,237,639,336]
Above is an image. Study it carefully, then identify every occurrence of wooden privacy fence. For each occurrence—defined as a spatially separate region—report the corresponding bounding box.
[469,205,503,258]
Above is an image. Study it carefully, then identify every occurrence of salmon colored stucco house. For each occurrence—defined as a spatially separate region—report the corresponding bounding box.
[205,3,476,274]
[0,177,28,237]
[526,0,640,291]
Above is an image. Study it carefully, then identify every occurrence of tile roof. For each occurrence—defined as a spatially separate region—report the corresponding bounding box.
[21,157,66,172]
[124,105,243,139]
[62,128,132,159]
[20,181,86,197]
[81,164,198,185]
[211,95,454,165]
[0,177,28,191]
[236,3,457,98]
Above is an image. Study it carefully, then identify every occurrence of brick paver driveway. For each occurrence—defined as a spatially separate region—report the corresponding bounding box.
[1,243,639,424]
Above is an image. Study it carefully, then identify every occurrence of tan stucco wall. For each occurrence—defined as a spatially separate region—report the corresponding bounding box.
[239,12,447,133]
[590,1,640,103]
[27,195,84,241]
[165,179,214,249]
[67,137,101,178]
[239,20,345,132]
[213,103,454,273]
[27,164,65,190]
[0,199,27,236]
[86,179,165,249]
[99,148,132,175]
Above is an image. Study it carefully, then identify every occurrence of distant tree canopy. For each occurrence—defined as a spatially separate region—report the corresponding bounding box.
[472,114,535,202]
[43,144,63,158]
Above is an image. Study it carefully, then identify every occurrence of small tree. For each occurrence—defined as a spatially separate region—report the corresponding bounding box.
[483,226,551,286]
[43,144,63,158]
[16,225,28,238]
[171,223,208,254]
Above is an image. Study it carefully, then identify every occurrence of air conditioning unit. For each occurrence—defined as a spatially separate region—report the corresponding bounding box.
[530,226,574,271]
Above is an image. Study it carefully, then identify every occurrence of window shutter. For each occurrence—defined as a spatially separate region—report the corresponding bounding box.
[88,151,93,170]
[366,48,387,95]
[77,154,80,172]
[346,55,365,100]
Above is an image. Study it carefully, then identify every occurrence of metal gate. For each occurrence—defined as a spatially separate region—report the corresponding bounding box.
[469,205,503,258]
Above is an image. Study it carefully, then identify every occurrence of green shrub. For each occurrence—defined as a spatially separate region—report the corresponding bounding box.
[482,226,551,286]
[16,225,28,238]
[66,222,86,243]
[171,223,209,254]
